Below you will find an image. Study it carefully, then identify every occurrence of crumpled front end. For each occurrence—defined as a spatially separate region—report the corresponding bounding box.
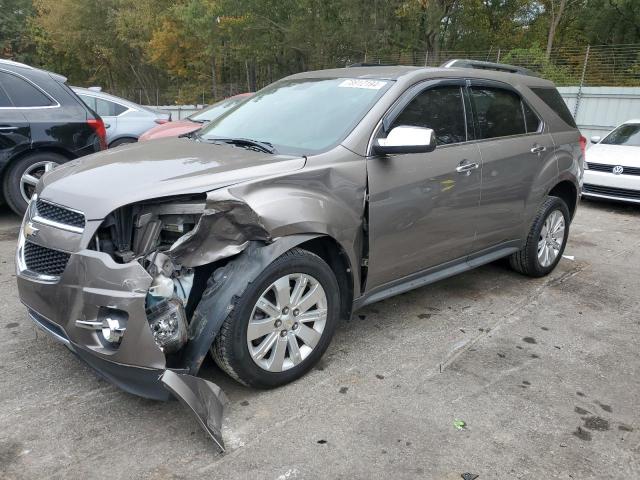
[16,195,232,449]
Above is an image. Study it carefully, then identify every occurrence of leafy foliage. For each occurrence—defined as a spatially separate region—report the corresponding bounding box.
[1,0,639,102]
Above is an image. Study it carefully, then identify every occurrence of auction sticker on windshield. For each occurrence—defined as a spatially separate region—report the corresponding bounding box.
[339,79,387,89]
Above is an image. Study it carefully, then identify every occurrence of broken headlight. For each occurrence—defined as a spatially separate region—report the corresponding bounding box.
[147,298,188,354]
[91,196,206,262]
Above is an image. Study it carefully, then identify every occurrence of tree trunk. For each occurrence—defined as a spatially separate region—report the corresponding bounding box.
[546,0,567,59]
[211,55,217,101]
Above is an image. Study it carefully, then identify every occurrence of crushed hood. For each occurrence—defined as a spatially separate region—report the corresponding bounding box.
[37,138,306,219]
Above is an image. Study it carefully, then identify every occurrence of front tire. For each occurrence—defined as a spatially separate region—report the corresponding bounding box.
[509,196,570,277]
[211,248,340,388]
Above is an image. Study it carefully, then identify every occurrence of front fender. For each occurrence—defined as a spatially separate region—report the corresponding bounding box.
[181,236,322,374]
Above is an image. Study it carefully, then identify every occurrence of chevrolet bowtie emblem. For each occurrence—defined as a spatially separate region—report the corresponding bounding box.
[24,221,39,238]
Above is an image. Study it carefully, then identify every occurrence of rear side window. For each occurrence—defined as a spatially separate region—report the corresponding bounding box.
[523,102,541,133]
[391,86,467,145]
[530,87,576,128]
[97,99,127,116]
[470,87,526,139]
[78,94,127,116]
[0,71,55,107]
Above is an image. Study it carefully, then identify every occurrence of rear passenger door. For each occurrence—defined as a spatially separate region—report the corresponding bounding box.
[468,80,555,252]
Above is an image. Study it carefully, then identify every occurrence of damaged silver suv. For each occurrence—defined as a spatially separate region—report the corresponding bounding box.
[16,62,583,449]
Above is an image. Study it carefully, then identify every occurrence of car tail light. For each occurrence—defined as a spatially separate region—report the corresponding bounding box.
[579,135,587,157]
[87,118,107,150]
[155,118,169,125]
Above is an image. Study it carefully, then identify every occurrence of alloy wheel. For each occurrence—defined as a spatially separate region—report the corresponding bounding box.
[20,161,58,203]
[537,210,565,267]
[247,273,328,372]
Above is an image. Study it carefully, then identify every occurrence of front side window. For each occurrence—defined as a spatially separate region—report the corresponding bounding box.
[199,78,392,155]
[0,71,54,107]
[390,86,467,145]
[470,87,526,139]
[601,123,640,147]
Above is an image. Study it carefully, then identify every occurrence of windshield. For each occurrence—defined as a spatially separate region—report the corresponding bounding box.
[189,95,250,123]
[198,78,392,154]
[601,123,640,147]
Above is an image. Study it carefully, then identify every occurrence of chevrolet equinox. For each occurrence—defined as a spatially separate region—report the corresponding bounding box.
[16,62,583,448]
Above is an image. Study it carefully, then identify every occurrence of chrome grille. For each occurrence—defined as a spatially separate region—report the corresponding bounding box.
[35,199,85,229]
[587,163,640,176]
[583,184,640,200]
[23,241,70,276]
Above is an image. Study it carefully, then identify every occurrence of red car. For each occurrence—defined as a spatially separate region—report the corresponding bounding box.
[139,93,253,141]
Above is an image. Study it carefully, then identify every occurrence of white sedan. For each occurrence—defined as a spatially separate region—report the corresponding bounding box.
[583,120,640,204]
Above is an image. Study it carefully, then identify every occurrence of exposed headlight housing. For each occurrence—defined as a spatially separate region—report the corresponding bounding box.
[147,298,188,353]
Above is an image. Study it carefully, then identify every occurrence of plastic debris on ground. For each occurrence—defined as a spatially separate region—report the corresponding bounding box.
[453,419,466,430]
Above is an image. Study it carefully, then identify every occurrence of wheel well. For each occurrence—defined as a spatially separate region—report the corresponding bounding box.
[297,236,354,321]
[549,181,578,219]
[109,136,138,148]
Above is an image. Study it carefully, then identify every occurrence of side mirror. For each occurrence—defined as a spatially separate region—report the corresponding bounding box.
[590,135,601,144]
[374,126,436,155]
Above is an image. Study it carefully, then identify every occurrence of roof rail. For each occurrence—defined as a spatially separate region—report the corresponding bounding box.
[347,62,396,68]
[441,59,538,77]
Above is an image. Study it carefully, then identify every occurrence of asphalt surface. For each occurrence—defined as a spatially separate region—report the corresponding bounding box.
[0,199,639,480]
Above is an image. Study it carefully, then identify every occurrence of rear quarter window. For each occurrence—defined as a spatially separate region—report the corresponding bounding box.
[530,87,576,129]
[0,71,55,107]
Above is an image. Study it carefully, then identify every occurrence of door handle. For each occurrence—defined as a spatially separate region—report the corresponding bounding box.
[456,161,479,174]
[530,145,546,154]
[0,126,19,131]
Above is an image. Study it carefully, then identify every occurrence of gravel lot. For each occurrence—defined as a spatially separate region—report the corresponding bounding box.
[0,199,639,480]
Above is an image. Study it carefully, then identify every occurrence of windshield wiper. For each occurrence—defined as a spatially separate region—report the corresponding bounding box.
[207,137,277,154]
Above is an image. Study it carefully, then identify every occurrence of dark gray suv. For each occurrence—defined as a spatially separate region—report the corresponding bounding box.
[16,62,583,448]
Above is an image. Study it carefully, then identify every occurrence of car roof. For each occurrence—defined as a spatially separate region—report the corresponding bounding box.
[71,86,142,109]
[285,65,555,88]
[622,119,640,124]
[0,58,67,82]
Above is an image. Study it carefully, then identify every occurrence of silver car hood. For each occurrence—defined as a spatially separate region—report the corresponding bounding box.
[37,138,305,219]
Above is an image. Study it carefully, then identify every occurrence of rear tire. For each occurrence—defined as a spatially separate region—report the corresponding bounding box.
[211,248,340,388]
[509,196,570,277]
[3,151,67,216]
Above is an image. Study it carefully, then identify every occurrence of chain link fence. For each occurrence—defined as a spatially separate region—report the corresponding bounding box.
[361,44,640,87]
[107,44,640,109]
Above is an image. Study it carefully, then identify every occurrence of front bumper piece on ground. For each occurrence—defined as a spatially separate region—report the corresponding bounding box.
[27,308,229,451]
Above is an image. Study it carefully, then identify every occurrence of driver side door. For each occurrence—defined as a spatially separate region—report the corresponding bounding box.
[365,80,482,290]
